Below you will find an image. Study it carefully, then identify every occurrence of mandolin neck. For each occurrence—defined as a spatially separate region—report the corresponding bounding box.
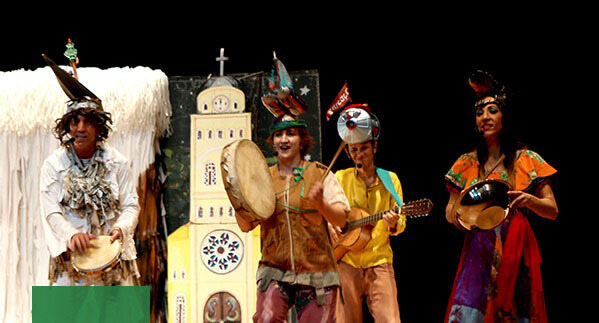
[346,205,400,231]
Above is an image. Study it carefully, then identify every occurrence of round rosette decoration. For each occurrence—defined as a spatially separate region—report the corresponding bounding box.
[200,230,244,274]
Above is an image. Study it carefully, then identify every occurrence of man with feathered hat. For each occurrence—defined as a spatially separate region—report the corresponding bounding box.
[39,54,140,286]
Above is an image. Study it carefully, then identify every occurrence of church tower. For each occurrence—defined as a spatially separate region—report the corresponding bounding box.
[168,49,260,323]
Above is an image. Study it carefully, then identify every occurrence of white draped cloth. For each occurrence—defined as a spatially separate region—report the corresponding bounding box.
[0,66,171,322]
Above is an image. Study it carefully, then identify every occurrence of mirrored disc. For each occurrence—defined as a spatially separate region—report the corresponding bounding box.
[337,108,375,144]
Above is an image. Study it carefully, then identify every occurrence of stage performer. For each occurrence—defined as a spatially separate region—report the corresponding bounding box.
[444,70,558,322]
[329,105,406,323]
[39,55,140,286]
[235,111,350,322]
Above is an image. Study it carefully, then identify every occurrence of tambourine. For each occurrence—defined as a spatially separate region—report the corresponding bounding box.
[450,179,512,231]
[221,139,276,223]
[71,235,121,276]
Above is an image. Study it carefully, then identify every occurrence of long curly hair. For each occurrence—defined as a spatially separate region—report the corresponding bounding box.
[53,106,113,147]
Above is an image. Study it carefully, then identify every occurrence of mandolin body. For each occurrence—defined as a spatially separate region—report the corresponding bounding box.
[334,208,373,258]
[332,198,433,262]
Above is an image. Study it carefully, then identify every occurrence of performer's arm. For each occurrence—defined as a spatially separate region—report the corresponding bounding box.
[445,190,460,225]
[113,160,140,242]
[327,222,342,244]
[309,185,346,227]
[308,173,349,228]
[40,160,85,252]
[384,173,405,235]
[508,184,558,220]
[384,205,404,235]
[234,210,259,232]
[45,212,93,252]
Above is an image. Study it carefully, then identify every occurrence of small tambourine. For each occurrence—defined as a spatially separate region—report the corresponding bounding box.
[71,235,121,276]
[450,179,512,231]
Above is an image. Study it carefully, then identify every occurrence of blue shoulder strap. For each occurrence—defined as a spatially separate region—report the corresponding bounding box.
[376,167,403,207]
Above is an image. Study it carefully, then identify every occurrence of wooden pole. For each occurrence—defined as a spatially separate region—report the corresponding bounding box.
[321,141,347,182]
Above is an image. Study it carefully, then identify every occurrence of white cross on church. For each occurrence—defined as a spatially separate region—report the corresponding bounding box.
[216,48,229,76]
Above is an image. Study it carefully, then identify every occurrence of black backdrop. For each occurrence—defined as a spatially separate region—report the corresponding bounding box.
[1,31,582,322]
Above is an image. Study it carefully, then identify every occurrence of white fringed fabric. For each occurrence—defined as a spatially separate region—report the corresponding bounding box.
[0,66,172,138]
[0,66,171,322]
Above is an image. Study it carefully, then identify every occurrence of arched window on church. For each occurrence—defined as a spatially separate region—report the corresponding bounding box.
[204,163,217,186]
[175,294,186,323]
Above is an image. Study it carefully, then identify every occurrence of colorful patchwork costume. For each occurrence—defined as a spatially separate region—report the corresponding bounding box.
[445,150,557,322]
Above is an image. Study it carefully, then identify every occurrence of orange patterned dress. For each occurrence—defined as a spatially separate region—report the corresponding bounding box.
[444,149,557,323]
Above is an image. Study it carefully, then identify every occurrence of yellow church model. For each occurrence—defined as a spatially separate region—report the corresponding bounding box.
[168,49,261,323]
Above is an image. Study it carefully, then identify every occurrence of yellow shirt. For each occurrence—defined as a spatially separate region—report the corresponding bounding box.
[335,168,406,268]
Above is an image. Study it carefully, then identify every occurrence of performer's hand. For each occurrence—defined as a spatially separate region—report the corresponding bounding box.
[449,213,461,228]
[507,190,534,210]
[109,227,122,243]
[307,182,325,210]
[383,209,400,231]
[234,210,258,233]
[446,191,461,228]
[328,222,342,244]
[70,232,96,253]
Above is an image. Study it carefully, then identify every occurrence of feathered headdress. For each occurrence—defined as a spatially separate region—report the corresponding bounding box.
[261,52,307,118]
[467,70,508,110]
[262,52,309,135]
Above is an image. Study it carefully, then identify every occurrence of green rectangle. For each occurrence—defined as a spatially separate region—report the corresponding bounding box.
[33,286,150,323]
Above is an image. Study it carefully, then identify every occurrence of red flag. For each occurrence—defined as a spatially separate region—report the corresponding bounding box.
[326,82,351,121]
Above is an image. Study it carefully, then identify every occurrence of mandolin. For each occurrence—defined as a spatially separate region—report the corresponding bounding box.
[333,198,433,261]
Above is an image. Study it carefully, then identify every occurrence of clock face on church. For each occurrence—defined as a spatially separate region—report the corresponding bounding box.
[212,95,229,112]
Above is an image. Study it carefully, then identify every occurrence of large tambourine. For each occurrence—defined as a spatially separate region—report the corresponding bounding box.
[450,179,512,231]
[71,235,121,276]
[221,139,275,223]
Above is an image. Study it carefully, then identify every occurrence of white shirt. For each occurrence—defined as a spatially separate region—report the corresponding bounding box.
[39,145,139,260]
